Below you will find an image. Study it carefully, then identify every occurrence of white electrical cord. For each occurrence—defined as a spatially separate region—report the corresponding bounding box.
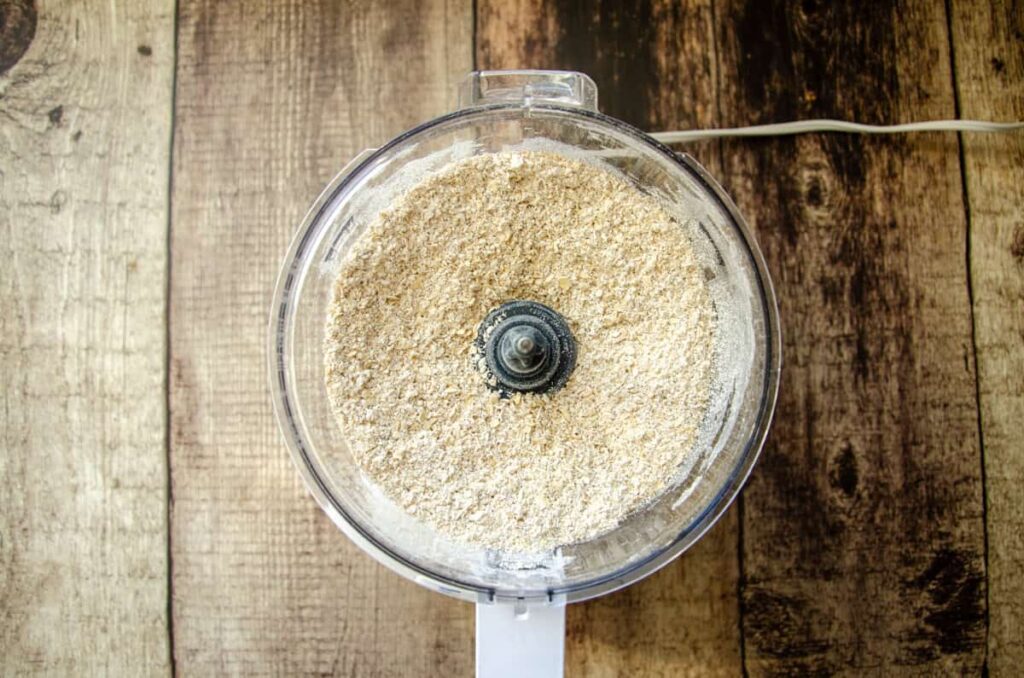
[650,119,1024,144]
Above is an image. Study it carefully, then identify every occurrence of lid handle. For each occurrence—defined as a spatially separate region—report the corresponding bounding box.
[458,70,599,112]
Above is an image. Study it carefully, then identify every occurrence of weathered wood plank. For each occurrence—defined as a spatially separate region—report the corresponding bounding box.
[477,3,743,676]
[950,1,1024,672]
[0,0,174,674]
[713,1,987,673]
[169,1,474,674]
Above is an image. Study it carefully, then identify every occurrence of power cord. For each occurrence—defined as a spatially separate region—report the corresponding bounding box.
[649,119,1024,144]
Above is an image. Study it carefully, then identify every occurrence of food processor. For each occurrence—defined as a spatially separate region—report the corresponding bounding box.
[269,70,781,677]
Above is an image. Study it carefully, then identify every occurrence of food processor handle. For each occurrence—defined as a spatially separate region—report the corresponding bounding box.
[458,70,599,112]
[476,600,566,678]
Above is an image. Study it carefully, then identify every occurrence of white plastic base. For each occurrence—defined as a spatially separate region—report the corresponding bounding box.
[475,600,566,678]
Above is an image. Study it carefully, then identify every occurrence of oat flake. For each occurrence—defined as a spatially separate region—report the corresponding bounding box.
[325,151,716,553]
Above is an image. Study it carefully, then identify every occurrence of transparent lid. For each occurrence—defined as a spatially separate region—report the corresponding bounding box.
[269,71,781,603]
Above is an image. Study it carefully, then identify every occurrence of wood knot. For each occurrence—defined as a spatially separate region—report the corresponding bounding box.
[48,105,63,126]
[805,175,825,207]
[0,0,37,76]
[903,548,985,657]
[827,443,858,499]
[1010,224,1024,263]
[800,0,821,15]
[50,190,67,214]
[798,162,835,220]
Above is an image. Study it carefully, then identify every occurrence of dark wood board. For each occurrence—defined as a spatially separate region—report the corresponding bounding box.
[714,1,985,673]
[950,0,1024,671]
[478,0,989,674]
[478,2,743,676]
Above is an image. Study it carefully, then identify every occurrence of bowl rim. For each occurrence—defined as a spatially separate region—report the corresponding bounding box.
[267,102,782,604]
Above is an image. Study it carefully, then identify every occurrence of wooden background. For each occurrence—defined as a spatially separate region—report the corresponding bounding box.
[1,0,1021,675]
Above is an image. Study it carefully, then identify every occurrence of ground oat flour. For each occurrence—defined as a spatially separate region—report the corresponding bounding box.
[325,151,716,553]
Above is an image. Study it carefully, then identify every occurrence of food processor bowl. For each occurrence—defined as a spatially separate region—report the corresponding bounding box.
[269,70,780,674]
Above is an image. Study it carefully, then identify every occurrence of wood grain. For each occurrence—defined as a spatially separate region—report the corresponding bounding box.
[714,0,986,673]
[478,3,742,676]
[0,0,1015,675]
[950,1,1024,673]
[169,1,474,675]
[0,0,174,674]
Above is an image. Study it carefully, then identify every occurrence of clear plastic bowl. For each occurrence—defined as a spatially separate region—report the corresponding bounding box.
[269,72,781,604]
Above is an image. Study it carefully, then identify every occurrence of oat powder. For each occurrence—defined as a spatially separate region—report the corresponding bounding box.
[325,151,717,553]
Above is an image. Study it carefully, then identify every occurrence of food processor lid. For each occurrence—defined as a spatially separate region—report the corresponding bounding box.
[269,70,782,606]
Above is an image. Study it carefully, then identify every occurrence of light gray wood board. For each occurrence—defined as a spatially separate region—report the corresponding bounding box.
[0,0,174,674]
[169,1,475,675]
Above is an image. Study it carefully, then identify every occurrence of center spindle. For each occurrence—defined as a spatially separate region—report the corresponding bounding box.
[475,300,577,396]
